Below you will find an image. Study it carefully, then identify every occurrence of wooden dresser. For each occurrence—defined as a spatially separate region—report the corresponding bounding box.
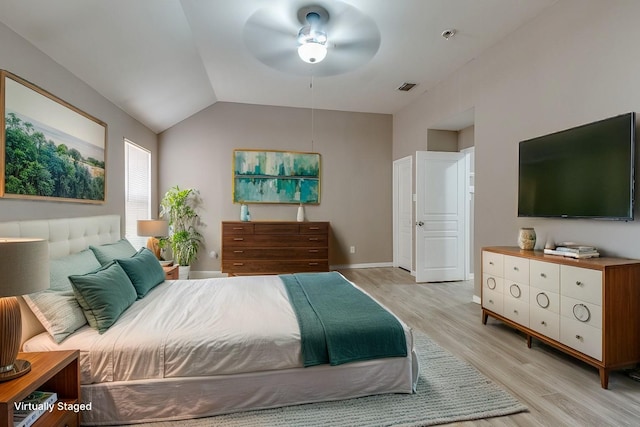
[222,221,330,275]
[481,246,640,389]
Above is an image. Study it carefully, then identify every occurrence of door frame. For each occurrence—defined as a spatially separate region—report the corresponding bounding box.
[393,155,413,272]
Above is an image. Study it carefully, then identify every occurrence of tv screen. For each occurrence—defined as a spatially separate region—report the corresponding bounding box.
[518,112,635,220]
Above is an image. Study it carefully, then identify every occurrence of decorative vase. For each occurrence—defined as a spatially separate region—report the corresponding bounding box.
[296,204,305,222]
[240,204,249,222]
[518,227,536,250]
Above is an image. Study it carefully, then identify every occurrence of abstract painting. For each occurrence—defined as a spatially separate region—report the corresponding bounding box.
[233,149,320,204]
[1,70,107,203]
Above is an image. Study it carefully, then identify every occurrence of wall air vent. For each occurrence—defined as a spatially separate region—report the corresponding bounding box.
[397,82,417,92]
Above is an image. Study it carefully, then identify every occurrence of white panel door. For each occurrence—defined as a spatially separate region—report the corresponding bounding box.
[393,156,413,271]
[415,151,465,282]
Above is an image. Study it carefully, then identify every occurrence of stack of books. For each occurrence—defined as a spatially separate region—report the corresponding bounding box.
[543,243,600,259]
[13,391,57,427]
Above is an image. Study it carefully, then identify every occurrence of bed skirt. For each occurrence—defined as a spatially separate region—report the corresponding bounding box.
[81,344,418,425]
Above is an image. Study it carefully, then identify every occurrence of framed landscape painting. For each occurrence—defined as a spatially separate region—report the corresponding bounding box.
[233,149,321,204]
[0,70,107,203]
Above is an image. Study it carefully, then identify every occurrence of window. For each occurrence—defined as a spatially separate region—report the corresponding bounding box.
[124,139,151,249]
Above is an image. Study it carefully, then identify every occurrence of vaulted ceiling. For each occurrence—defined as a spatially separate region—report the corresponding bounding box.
[0,0,558,133]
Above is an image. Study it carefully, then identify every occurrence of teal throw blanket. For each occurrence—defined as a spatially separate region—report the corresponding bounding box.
[280,272,407,367]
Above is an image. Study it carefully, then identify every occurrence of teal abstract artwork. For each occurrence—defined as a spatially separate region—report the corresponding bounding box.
[233,150,320,204]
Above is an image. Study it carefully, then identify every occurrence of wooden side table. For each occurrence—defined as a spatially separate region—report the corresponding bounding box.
[0,350,80,426]
[163,264,179,280]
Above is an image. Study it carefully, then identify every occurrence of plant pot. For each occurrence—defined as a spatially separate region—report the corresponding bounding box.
[178,265,191,280]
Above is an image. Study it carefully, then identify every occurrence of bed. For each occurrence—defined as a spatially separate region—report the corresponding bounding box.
[1,215,418,425]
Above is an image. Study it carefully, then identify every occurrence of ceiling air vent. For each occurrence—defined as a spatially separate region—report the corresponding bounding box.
[397,82,417,92]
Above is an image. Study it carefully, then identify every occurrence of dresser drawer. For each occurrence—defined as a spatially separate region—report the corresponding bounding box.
[483,273,504,294]
[560,295,602,329]
[530,260,560,292]
[530,305,560,341]
[504,281,529,304]
[222,259,329,274]
[223,234,328,247]
[482,251,503,277]
[223,247,328,260]
[503,297,529,327]
[560,265,602,305]
[560,318,602,361]
[530,287,559,314]
[504,255,529,284]
[482,287,503,314]
[254,223,299,234]
[299,223,330,234]
[222,223,255,234]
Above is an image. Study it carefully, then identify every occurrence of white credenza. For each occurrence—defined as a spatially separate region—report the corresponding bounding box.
[481,246,640,389]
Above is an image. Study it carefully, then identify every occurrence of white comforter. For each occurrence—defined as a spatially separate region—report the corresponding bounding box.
[25,275,306,384]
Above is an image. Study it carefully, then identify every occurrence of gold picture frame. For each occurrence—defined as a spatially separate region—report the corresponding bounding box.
[0,70,107,203]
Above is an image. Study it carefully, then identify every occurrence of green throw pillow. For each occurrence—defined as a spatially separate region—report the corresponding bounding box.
[117,247,166,299]
[69,262,137,334]
[89,239,137,265]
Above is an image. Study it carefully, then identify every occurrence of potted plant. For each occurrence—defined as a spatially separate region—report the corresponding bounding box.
[159,186,203,279]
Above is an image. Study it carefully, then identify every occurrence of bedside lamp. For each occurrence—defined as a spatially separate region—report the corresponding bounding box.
[0,238,49,381]
[137,219,169,259]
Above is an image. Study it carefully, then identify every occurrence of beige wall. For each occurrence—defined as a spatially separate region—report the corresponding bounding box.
[394,0,640,298]
[427,129,458,152]
[0,22,158,225]
[158,102,393,272]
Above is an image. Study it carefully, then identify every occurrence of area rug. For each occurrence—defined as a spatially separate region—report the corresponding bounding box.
[117,332,526,426]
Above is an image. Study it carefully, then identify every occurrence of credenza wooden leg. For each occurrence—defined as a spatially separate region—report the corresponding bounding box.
[599,367,609,389]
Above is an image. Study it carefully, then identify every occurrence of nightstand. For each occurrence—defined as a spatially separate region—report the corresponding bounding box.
[0,350,80,426]
[163,264,179,280]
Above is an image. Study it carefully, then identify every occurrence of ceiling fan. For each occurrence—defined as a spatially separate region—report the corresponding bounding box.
[242,1,381,77]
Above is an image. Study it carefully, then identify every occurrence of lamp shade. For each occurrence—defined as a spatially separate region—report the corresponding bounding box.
[0,238,49,297]
[137,219,169,237]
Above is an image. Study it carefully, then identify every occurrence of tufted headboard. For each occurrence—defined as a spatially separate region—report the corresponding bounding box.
[0,215,121,345]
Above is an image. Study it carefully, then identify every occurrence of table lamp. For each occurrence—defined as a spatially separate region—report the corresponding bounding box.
[137,219,169,259]
[0,238,49,381]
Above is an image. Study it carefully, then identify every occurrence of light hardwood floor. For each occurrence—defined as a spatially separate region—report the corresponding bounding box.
[337,267,640,427]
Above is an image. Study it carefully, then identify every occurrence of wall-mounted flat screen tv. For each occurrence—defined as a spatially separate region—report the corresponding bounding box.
[518,112,635,220]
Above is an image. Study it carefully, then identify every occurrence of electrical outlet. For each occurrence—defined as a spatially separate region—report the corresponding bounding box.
[349,246,356,254]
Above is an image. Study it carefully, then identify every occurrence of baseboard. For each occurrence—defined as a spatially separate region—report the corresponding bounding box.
[330,262,394,270]
[189,270,228,279]
[472,295,481,304]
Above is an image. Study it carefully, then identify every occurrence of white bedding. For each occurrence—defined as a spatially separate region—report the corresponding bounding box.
[25,273,417,425]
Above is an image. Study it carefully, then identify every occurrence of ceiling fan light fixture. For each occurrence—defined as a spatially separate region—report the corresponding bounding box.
[298,41,327,63]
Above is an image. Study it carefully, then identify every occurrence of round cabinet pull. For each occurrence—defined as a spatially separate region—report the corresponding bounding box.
[536,292,550,308]
[513,266,519,271]
[540,273,547,278]
[509,284,521,298]
[513,310,519,314]
[489,261,494,265]
[541,321,547,326]
[575,280,583,287]
[573,303,591,322]
[575,335,583,341]
[487,277,497,290]
[489,299,494,304]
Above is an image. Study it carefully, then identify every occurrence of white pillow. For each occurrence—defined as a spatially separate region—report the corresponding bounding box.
[23,249,101,343]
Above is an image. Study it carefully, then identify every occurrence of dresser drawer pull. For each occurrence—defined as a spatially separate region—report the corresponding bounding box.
[575,281,583,287]
[233,250,244,253]
[488,299,494,304]
[233,238,244,241]
[541,321,547,326]
[308,227,320,230]
[513,310,519,315]
[540,273,547,278]
[308,262,319,266]
[575,334,583,341]
[232,227,245,230]
[233,263,244,266]
[308,237,320,241]
[509,284,521,298]
[536,292,550,308]
[573,303,591,322]
[308,249,319,253]
[513,266,519,271]
[487,277,496,290]
[489,261,494,266]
